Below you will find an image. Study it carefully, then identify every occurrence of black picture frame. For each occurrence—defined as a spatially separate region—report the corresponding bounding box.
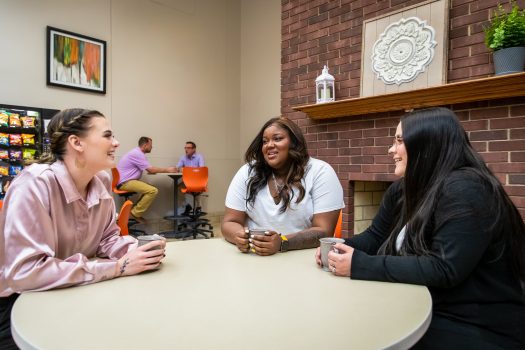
[46,26,106,94]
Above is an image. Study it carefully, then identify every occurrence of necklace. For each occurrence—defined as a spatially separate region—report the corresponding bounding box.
[272,172,284,196]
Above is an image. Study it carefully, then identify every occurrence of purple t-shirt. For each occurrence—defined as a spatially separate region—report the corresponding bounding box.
[177,153,204,168]
[117,147,151,185]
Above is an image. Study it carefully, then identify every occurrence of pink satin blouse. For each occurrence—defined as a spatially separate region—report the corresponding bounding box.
[0,161,137,297]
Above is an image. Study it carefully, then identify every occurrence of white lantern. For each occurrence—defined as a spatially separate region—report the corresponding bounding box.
[315,65,335,104]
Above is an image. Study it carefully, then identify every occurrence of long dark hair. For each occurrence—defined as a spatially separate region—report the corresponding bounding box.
[244,117,310,213]
[380,107,525,281]
[38,109,105,164]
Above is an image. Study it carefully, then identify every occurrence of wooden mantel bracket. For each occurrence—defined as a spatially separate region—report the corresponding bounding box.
[293,72,525,119]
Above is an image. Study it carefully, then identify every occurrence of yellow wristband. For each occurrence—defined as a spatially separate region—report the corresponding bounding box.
[280,234,289,252]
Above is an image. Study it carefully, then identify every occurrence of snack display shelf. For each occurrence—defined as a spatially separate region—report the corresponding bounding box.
[0,107,42,199]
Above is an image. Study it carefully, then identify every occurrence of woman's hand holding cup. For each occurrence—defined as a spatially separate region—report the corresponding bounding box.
[327,243,354,277]
[234,227,250,253]
[249,229,280,256]
[117,235,166,276]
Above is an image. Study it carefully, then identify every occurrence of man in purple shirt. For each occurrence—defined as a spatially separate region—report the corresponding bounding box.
[117,137,177,222]
[176,141,204,171]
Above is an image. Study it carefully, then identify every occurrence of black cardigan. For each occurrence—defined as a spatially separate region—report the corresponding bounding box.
[346,170,525,347]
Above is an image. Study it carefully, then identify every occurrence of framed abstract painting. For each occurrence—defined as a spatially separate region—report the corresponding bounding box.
[46,26,106,94]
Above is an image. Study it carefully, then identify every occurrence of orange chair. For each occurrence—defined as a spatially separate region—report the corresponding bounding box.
[177,167,213,239]
[117,200,145,236]
[334,210,343,238]
[111,168,135,201]
[0,199,3,211]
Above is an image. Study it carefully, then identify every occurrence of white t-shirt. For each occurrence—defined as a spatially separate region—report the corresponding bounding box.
[225,158,344,235]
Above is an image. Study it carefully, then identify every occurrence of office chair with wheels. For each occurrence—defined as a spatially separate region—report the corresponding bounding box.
[117,200,145,236]
[176,167,213,239]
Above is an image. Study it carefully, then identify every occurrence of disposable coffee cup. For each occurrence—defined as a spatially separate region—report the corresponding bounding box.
[319,237,344,271]
[137,234,164,252]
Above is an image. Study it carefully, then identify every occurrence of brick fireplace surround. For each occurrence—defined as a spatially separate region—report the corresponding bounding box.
[281,0,525,237]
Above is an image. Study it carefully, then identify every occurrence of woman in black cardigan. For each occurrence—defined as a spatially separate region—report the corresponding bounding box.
[316,107,525,349]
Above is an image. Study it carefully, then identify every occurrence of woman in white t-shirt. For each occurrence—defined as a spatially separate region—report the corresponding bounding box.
[222,117,344,255]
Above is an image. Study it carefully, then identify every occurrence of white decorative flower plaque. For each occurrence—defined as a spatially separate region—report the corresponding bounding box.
[371,17,437,85]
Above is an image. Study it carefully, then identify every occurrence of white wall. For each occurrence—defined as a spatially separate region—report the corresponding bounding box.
[0,0,280,219]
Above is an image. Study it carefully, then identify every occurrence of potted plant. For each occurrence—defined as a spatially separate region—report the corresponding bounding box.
[484,1,525,75]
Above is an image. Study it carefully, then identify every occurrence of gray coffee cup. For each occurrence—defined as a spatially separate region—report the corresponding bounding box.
[248,229,271,253]
[319,237,344,271]
[137,234,164,252]
[249,228,270,237]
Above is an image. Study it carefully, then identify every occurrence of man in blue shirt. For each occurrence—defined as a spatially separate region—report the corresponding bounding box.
[176,141,205,214]
[176,141,204,171]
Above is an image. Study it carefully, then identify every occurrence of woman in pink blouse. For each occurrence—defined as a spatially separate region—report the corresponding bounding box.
[0,109,166,349]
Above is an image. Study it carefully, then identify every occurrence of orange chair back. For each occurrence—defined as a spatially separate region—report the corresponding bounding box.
[181,167,208,193]
[334,210,342,238]
[117,200,133,236]
[111,168,132,196]
[111,168,120,191]
[0,200,3,211]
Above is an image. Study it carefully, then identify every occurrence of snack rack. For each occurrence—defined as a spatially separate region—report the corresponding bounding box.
[0,104,58,199]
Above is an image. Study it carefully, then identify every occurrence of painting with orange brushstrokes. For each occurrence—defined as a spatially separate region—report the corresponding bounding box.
[46,26,106,94]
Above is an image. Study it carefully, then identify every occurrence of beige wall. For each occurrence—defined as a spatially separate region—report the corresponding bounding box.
[0,0,281,219]
[0,0,112,112]
[240,0,281,158]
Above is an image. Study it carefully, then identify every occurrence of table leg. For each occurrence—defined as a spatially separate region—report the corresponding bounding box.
[159,174,189,239]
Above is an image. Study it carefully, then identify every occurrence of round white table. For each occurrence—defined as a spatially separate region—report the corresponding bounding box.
[12,239,432,350]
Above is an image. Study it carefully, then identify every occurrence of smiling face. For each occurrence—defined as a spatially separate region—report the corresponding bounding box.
[262,124,291,172]
[388,122,407,177]
[79,117,120,172]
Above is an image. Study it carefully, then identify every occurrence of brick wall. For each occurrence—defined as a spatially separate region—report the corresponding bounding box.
[281,0,525,237]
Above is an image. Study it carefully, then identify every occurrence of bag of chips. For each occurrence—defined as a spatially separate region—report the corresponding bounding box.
[9,165,22,176]
[20,116,36,128]
[0,112,8,127]
[9,134,22,146]
[22,148,36,160]
[0,163,8,176]
[9,114,21,127]
[22,134,35,146]
[0,149,8,159]
[9,149,22,160]
[0,133,9,146]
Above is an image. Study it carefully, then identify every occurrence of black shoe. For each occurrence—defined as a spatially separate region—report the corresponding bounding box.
[183,204,192,215]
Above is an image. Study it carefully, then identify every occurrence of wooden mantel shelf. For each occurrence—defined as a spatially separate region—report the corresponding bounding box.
[293,72,525,119]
